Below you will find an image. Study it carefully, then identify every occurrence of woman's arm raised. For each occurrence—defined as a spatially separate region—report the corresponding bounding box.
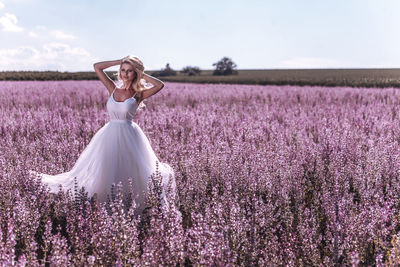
[141,72,165,100]
[93,59,122,94]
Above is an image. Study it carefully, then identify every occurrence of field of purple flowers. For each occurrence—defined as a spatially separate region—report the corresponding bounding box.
[1,80,400,266]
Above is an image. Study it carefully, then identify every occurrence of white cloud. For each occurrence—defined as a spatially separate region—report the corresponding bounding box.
[50,30,76,40]
[0,43,96,71]
[36,25,47,31]
[0,6,77,44]
[27,27,78,42]
[0,46,39,59]
[43,42,90,57]
[0,13,24,32]
[278,57,348,69]
[28,31,38,38]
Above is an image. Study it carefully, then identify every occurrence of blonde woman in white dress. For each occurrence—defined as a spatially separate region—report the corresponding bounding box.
[31,56,177,216]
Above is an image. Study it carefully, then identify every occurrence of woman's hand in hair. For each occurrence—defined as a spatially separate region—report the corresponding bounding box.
[120,56,130,64]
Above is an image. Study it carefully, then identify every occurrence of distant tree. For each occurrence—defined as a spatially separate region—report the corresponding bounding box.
[181,66,201,76]
[212,57,238,75]
[152,63,177,77]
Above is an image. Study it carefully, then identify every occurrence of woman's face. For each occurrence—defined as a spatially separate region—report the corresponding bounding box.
[120,63,137,82]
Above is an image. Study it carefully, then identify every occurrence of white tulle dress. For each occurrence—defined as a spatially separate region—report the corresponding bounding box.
[30,87,177,214]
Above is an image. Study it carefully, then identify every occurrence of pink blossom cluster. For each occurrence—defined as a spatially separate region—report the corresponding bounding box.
[1,80,400,265]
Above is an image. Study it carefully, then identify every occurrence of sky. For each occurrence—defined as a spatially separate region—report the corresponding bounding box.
[0,0,399,71]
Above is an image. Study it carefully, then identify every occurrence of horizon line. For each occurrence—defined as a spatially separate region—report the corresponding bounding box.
[1,67,400,72]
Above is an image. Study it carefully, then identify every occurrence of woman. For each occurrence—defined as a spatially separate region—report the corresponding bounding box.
[30,56,177,215]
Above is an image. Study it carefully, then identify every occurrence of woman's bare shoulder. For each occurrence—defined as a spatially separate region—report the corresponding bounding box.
[107,83,117,96]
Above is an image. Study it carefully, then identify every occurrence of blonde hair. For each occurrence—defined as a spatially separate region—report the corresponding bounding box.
[114,55,147,109]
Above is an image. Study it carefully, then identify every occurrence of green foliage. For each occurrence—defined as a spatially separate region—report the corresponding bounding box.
[2,69,400,88]
[180,66,201,76]
[151,69,400,88]
[212,57,238,76]
[151,63,177,77]
[0,71,115,81]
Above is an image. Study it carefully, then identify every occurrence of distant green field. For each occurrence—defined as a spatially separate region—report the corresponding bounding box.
[1,69,400,88]
[158,69,400,88]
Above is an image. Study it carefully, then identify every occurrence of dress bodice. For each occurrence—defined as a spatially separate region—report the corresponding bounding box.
[106,88,139,122]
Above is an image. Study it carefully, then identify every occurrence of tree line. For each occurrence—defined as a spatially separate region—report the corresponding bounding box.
[152,56,238,77]
[0,57,238,81]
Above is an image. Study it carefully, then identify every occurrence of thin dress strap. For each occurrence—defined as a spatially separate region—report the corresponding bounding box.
[110,87,116,97]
